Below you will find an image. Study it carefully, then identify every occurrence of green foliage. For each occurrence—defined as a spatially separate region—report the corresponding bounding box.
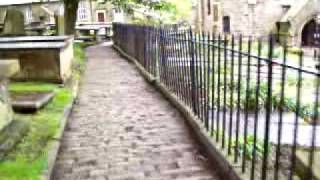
[0,156,47,180]
[110,0,174,11]
[210,131,268,160]
[288,47,303,55]
[160,0,192,22]
[9,82,57,93]
[237,135,268,160]
[240,83,268,111]
[131,17,162,25]
[74,43,87,68]
[73,42,89,80]
[210,74,319,122]
[111,0,190,24]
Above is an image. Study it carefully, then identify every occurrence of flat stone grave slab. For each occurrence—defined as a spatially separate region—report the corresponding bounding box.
[0,36,69,43]
[11,91,55,113]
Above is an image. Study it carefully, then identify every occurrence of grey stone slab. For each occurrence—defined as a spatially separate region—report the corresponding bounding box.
[11,92,55,112]
[0,42,67,50]
[296,149,320,180]
[0,60,20,78]
[0,36,69,43]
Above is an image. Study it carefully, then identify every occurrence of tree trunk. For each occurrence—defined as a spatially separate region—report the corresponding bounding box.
[64,0,79,35]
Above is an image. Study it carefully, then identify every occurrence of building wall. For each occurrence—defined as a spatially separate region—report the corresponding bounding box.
[196,0,320,46]
[198,0,286,36]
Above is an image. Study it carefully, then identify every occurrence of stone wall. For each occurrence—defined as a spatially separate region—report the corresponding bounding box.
[196,0,320,46]
[198,0,286,36]
[223,0,285,36]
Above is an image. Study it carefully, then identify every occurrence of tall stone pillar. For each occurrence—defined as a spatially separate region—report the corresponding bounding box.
[55,14,65,35]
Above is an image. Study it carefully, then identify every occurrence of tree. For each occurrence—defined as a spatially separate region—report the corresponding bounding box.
[63,0,174,35]
[64,0,80,35]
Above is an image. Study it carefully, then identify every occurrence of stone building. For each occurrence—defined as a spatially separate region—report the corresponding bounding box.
[0,0,120,26]
[196,0,320,46]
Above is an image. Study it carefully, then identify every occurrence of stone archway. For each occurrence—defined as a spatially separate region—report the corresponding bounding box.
[301,19,316,46]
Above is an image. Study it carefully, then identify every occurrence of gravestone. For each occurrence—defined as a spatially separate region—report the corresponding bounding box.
[3,9,25,36]
[55,14,65,35]
[0,36,74,83]
[0,60,20,132]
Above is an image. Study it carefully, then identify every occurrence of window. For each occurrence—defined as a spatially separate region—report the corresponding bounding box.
[25,6,33,23]
[207,0,211,15]
[223,16,230,33]
[77,1,89,21]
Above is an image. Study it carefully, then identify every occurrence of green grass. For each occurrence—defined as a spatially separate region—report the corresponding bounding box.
[73,42,91,80]
[74,43,87,68]
[0,83,73,180]
[0,156,47,180]
[9,82,57,93]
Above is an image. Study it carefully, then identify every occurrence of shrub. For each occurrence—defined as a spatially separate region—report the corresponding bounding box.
[288,47,303,55]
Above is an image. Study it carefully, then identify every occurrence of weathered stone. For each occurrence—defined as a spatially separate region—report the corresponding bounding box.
[11,92,55,113]
[296,149,320,180]
[55,14,65,36]
[0,36,74,83]
[2,9,25,36]
[196,0,320,46]
[0,60,19,132]
[0,120,29,161]
[0,81,12,133]
[0,59,20,78]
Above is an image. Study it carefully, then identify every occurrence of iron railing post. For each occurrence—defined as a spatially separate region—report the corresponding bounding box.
[189,27,197,114]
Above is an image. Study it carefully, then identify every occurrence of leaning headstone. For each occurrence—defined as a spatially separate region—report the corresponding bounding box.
[3,9,25,36]
[55,14,65,35]
[0,60,20,132]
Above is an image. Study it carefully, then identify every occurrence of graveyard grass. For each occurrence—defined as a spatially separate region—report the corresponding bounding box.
[0,42,87,180]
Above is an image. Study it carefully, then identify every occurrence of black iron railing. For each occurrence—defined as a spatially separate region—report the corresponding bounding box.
[113,23,320,180]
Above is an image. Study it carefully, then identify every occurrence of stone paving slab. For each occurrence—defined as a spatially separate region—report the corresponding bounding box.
[52,43,221,180]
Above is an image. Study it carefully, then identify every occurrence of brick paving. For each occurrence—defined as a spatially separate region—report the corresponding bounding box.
[52,43,221,180]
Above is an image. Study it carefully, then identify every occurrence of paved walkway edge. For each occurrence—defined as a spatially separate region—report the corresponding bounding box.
[43,80,80,180]
[113,44,245,180]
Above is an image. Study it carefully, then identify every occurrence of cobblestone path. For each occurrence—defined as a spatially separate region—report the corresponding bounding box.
[52,43,221,180]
